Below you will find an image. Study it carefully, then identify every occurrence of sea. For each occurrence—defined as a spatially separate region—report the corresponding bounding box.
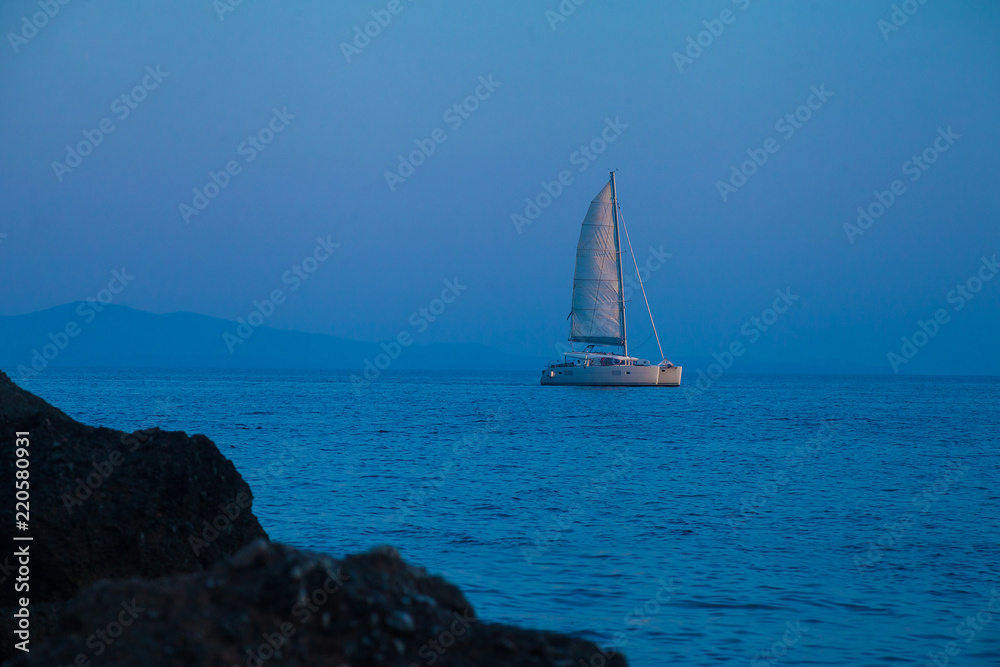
[17,369,1000,666]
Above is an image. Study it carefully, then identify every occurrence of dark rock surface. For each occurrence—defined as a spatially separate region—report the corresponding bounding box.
[0,370,268,659]
[0,372,627,666]
[0,370,268,609]
[9,541,627,666]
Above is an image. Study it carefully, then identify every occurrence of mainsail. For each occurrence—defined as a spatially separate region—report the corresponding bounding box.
[569,181,625,346]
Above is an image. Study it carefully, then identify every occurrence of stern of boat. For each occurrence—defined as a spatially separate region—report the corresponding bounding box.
[655,364,682,386]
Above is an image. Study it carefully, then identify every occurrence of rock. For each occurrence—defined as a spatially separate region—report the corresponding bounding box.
[386,610,416,633]
[8,540,627,666]
[0,371,267,655]
[0,371,628,665]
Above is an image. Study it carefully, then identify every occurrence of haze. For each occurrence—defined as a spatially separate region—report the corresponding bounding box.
[2,0,998,375]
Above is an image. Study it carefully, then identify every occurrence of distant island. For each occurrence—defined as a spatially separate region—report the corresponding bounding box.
[0,303,542,380]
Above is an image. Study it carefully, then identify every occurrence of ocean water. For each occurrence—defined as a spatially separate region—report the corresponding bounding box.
[16,369,1000,666]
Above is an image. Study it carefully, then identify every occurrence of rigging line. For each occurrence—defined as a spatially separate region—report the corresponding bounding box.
[635,331,655,349]
[616,205,666,363]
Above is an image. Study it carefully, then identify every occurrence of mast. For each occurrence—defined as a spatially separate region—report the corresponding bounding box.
[609,171,627,358]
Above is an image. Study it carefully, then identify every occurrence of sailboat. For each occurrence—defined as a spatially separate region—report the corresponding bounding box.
[541,172,681,386]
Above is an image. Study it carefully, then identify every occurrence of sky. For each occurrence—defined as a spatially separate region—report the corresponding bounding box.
[1,0,998,375]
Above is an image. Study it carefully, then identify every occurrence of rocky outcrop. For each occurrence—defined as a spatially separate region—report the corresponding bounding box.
[0,370,268,609]
[0,372,627,665]
[8,540,626,666]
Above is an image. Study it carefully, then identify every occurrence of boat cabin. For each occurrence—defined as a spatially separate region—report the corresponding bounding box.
[548,350,652,368]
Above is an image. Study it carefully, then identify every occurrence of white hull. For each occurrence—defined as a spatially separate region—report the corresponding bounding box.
[541,364,681,386]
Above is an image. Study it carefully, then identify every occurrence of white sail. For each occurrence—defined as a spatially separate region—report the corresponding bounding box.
[569,181,624,346]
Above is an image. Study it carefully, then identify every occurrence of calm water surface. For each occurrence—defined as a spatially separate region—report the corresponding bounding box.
[18,369,1000,666]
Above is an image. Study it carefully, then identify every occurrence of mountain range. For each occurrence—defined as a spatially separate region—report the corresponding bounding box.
[0,303,542,378]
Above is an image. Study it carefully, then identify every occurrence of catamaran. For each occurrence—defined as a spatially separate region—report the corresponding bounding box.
[541,172,681,386]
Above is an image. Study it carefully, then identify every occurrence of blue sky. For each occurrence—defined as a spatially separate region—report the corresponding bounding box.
[1,0,998,374]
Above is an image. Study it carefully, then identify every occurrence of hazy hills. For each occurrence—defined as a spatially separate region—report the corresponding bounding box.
[0,303,541,377]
